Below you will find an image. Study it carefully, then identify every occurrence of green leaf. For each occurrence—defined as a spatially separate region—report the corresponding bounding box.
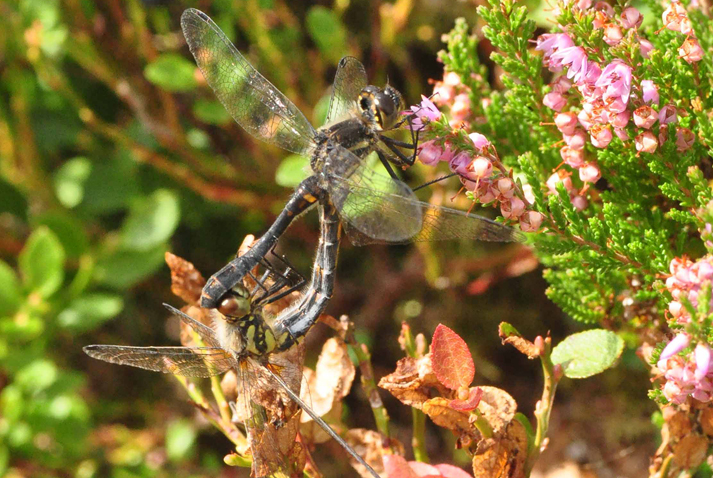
[53,157,92,208]
[79,152,139,215]
[145,53,198,92]
[0,178,28,220]
[166,419,197,462]
[15,359,58,393]
[551,329,625,379]
[18,227,65,298]
[120,190,180,251]
[0,261,22,316]
[0,385,24,422]
[275,155,310,188]
[193,99,231,125]
[94,243,168,289]
[57,293,124,333]
[306,7,347,64]
[33,212,89,259]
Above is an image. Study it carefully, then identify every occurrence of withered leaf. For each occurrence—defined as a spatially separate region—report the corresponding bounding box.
[671,433,708,469]
[472,419,527,478]
[476,386,517,434]
[379,354,451,409]
[165,252,205,305]
[345,429,403,478]
[498,323,539,359]
[432,324,475,390]
[449,387,483,412]
[699,407,713,437]
[422,397,478,441]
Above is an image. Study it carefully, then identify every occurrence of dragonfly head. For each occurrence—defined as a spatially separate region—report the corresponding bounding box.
[217,284,252,322]
[358,85,403,131]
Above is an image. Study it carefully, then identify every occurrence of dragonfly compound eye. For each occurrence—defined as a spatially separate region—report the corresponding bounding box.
[218,295,251,319]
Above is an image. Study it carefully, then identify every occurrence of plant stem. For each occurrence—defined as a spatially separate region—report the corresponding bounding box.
[526,337,559,474]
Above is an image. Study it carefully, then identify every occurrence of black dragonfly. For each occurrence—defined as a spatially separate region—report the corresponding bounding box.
[180,9,521,310]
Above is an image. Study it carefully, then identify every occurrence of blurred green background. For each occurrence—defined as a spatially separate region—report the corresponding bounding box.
[0,0,656,477]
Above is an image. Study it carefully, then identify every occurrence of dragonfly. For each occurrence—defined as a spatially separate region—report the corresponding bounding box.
[179,9,521,311]
[83,215,375,478]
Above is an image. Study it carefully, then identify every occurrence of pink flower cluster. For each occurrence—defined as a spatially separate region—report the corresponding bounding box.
[657,256,713,403]
[417,122,543,232]
[430,72,474,129]
[662,1,704,64]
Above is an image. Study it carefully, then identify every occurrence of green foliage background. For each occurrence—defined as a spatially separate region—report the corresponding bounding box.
[0,0,656,476]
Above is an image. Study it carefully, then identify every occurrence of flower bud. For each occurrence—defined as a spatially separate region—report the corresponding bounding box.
[572,195,588,210]
[639,39,654,59]
[579,163,601,183]
[560,146,585,168]
[520,211,544,232]
[555,112,578,135]
[470,156,493,179]
[501,196,525,219]
[635,131,658,154]
[495,178,515,199]
[633,106,658,129]
[564,129,587,150]
[680,37,704,64]
[544,91,566,111]
[641,80,659,105]
[546,171,573,194]
[659,104,677,125]
[469,132,491,151]
[451,93,471,121]
[620,7,642,29]
[418,141,443,166]
[590,125,612,148]
[676,127,695,152]
[603,24,623,46]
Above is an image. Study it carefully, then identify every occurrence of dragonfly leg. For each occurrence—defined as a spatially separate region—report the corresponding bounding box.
[201,175,322,309]
[375,149,401,180]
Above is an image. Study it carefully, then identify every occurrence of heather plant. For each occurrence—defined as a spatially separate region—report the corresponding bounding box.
[2,0,713,477]
[408,0,713,474]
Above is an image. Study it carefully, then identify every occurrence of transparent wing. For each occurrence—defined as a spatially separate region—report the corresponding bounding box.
[181,9,316,155]
[325,57,367,125]
[164,304,222,349]
[83,345,235,378]
[326,146,523,245]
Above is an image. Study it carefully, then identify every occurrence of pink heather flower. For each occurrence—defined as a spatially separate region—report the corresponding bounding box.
[494,178,515,199]
[590,125,612,148]
[432,83,454,106]
[551,76,573,93]
[451,93,471,121]
[555,112,578,135]
[660,334,691,362]
[561,146,585,168]
[550,46,590,83]
[641,80,659,105]
[579,163,601,183]
[469,132,491,151]
[520,211,544,232]
[418,141,443,166]
[470,156,493,179]
[536,34,575,71]
[669,300,683,318]
[572,195,588,210]
[449,152,473,179]
[608,110,630,129]
[680,38,704,63]
[594,1,614,16]
[620,7,643,29]
[544,92,566,111]
[676,127,695,152]
[409,96,441,131]
[604,24,623,46]
[695,344,711,380]
[633,106,658,129]
[501,196,526,219]
[522,184,536,204]
[582,62,602,85]
[444,71,461,87]
[595,61,632,105]
[614,127,630,141]
[659,105,677,125]
[564,129,587,149]
[639,39,654,59]
[663,1,693,35]
[546,171,573,194]
[577,109,594,130]
[635,131,658,154]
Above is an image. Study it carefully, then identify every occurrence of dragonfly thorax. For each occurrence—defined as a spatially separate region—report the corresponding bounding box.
[214,310,278,357]
[357,85,403,131]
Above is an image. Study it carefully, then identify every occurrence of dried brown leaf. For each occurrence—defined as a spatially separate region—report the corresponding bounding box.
[471,419,527,478]
[422,397,478,442]
[699,407,713,437]
[165,252,206,305]
[672,433,708,469]
[476,386,517,434]
[345,429,403,478]
[378,354,451,408]
[498,324,539,359]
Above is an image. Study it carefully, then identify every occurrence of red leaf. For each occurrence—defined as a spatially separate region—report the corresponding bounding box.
[431,324,475,390]
[434,464,473,478]
[449,387,483,412]
[384,455,419,478]
[409,462,441,476]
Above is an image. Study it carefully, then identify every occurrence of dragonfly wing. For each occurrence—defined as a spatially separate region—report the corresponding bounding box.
[327,146,523,244]
[325,57,367,125]
[164,304,222,349]
[83,345,235,378]
[181,9,316,155]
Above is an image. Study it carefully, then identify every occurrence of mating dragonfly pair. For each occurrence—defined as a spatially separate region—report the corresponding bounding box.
[85,8,521,478]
